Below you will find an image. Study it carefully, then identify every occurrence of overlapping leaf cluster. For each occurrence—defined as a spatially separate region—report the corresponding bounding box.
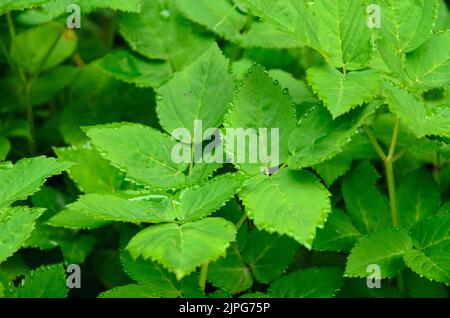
[0,0,448,298]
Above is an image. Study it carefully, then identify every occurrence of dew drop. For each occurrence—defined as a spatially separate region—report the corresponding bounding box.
[282,88,289,95]
[243,73,248,78]
[248,68,253,74]
[238,81,244,86]
[160,9,170,19]
[273,80,279,85]
[252,61,257,66]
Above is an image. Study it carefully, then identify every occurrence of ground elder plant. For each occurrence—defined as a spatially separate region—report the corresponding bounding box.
[0,0,449,299]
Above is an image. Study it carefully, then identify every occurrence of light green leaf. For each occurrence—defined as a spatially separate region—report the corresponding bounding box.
[14,264,68,298]
[0,207,44,264]
[225,64,296,173]
[398,169,441,230]
[47,209,111,230]
[85,123,188,189]
[99,284,161,298]
[241,22,300,49]
[176,173,242,222]
[242,229,297,283]
[176,0,247,42]
[378,0,438,53]
[239,169,331,248]
[61,194,174,223]
[98,50,172,88]
[54,144,125,194]
[0,156,72,208]
[157,43,234,141]
[120,249,181,298]
[313,155,353,186]
[345,229,413,278]
[269,267,343,298]
[0,0,52,14]
[313,209,361,252]
[384,83,450,138]
[127,217,236,279]
[118,0,212,70]
[405,31,450,90]
[307,66,381,118]
[288,103,377,169]
[11,22,77,73]
[208,243,253,294]
[342,162,391,234]
[404,214,450,285]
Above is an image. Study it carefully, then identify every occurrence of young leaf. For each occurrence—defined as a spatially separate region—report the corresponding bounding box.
[313,209,361,252]
[85,123,189,189]
[225,64,296,173]
[307,66,381,118]
[0,207,44,264]
[54,145,125,194]
[378,0,438,54]
[345,229,413,278]
[157,43,234,140]
[384,83,450,138]
[242,229,298,283]
[118,0,212,70]
[98,50,172,88]
[127,217,236,279]
[0,156,72,208]
[288,103,377,169]
[342,162,391,234]
[404,214,450,285]
[397,169,441,230]
[0,0,53,14]
[269,267,343,298]
[176,173,242,222]
[13,264,68,298]
[11,22,77,73]
[62,194,174,224]
[239,169,331,248]
[208,243,253,294]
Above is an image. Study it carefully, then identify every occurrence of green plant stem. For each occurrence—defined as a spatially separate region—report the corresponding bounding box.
[199,263,209,291]
[25,81,36,155]
[385,118,400,228]
[236,213,248,230]
[364,125,387,161]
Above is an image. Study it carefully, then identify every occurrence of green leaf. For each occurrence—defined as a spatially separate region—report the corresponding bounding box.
[61,194,174,224]
[47,209,111,230]
[85,123,188,189]
[313,155,353,186]
[397,169,441,230]
[225,64,296,173]
[313,209,361,252]
[208,243,253,294]
[0,0,53,14]
[54,144,125,194]
[118,0,212,70]
[13,264,68,298]
[345,229,413,278]
[157,43,234,140]
[342,162,391,234]
[242,229,297,283]
[307,66,381,118]
[11,22,77,73]
[176,173,242,222]
[378,0,438,53]
[0,156,72,208]
[99,284,161,298]
[120,249,181,298]
[127,217,236,279]
[0,207,44,264]
[288,103,377,169]
[269,267,343,298]
[176,0,247,42]
[98,50,172,88]
[405,31,450,90]
[59,235,96,264]
[384,83,450,138]
[404,214,450,285]
[239,169,331,248]
[241,22,300,49]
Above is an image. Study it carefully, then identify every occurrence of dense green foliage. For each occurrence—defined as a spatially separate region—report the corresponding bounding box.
[0,0,449,298]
